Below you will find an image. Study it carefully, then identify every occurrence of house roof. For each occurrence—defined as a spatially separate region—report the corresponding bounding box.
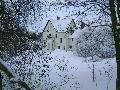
[42,18,76,32]
[51,19,74,32]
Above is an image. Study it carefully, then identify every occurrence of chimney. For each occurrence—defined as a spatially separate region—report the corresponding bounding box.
[80,20,85,29]
[57,16,60,20]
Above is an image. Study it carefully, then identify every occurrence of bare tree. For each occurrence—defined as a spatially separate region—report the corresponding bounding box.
[70,0,120,89]
[109,0,120,89]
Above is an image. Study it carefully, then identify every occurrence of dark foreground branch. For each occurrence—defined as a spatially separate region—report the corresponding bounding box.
[0,60,31,90]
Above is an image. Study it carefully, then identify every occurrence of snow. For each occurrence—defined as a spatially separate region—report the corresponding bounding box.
[25,1,87,32]
[2,49,117,90]
[71,27,82,38]
[2,0,116,90]
[51,19,72,32]
[26,0,111,32]
[4,0,111,33]
[27,5,80,32]
[47,50,116,90]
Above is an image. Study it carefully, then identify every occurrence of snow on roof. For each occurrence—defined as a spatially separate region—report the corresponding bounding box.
[26,1,111,33]
[70,26,90,38]
[51,18,73,32]
[38,18,74,32]
[27,18,76,33]
[26,4,81,32]
[69,27,80,38]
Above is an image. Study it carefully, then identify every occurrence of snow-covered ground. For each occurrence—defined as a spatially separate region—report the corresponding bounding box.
[2,49,117,90]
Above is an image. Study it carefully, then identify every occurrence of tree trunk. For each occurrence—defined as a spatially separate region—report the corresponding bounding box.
[109,0,120,90]
[117,0,120,22]
[92,56,95,82]
[93,63,95,82]
[0,72,2,90]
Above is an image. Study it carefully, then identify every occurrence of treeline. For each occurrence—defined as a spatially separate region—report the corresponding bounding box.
[0,0,42,58]
[0,1,42,89]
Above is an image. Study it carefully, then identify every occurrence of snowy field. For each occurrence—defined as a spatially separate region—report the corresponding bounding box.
[2,49,117,90]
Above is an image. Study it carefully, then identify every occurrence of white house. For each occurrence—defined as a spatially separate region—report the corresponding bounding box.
[42,18,76,52]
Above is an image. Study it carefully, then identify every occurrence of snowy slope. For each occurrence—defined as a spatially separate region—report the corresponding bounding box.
[49,49,116,90]
[2,49,117,90]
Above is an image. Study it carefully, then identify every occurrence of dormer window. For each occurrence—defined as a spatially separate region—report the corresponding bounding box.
[70,27,74,35]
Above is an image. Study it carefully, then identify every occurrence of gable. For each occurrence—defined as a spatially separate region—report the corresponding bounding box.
[52,19,72,32]
[43,20,56,33]
[67,19,76,30]
[42,19,76,34]
[66,19,76,35]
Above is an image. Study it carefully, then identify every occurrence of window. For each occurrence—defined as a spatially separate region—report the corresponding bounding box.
[64,46,65,50]
[47,34,52,38]
[72,38,73,41]
[60,38,62,43]
[70,30,74,35]
[70,27,72,30]
[69,46,72,49]
[56,34,57,38]
[58,46,60,49]
[44,42,46,45]
[49,34,51,36]
[70,27,74,35]
[52,44,54,49]
[47,29,49,32]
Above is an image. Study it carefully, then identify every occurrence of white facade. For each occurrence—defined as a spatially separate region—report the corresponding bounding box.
[42,19,76,52]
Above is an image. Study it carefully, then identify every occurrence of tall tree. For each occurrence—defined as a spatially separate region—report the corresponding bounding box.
[0,0,30,89]
[109,0,120,90]
[71,0,120,89]
[0,72,2,90]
